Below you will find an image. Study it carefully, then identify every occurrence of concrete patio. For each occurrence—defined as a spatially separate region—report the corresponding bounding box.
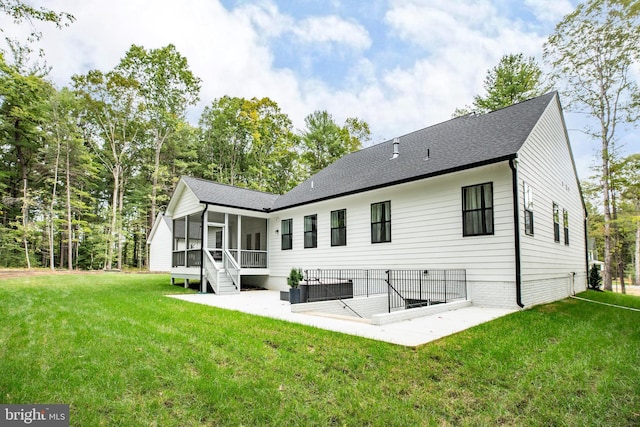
[169,290,516,347]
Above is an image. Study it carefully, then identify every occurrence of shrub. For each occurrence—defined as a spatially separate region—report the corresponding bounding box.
[287,268,304,288]
[588,265,602,290]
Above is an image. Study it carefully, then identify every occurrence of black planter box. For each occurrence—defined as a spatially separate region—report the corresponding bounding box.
[300,280,353,302]
[280,291,289,301]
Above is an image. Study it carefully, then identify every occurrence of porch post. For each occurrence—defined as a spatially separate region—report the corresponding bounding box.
[237,214,242,266]
[224,213,229,251]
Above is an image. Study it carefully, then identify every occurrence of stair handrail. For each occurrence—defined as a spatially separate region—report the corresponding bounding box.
[223,249,240,290]
[385,270,407,313]
[203,249,219,294]
[304,269,362,318]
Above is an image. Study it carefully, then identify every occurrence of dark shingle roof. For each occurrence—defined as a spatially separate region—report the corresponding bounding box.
[180,92,557,212]
[271,91,556,210]
[181,176,279,212]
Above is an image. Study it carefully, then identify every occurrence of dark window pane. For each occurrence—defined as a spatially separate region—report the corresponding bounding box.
[462,183,494,236]
[281,219,292,250]
[371,201,391,243]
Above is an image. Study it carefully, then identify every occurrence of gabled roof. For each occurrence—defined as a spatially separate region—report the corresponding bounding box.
[180,176,279,212]
[147,212,172,244]
[174,92,558,213]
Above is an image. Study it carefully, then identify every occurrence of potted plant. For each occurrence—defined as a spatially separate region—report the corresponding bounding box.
[287,268,304,304]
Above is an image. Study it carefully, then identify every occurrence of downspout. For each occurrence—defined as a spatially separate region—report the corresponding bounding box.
[199,202,210,293]
[584,218,589,290]
[509,158,524,308]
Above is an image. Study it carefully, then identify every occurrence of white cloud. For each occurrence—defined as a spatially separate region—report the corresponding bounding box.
[524,0,574,22]
[292,15,371,50]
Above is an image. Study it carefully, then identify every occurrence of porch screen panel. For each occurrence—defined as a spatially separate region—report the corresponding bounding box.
[187,213,202,249]
[462,183,494,236]
[173,217,186,250]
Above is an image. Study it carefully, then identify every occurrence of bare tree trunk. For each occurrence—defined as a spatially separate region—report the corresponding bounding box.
[150,131,161,230]
[602,141,613,291]
[612,197,626,294]
[106,165,120,270]
[66,143,73,270]
[635,213,640,286]
[117,171,125,270]
[48,139,61,270]
[19,147,31,270]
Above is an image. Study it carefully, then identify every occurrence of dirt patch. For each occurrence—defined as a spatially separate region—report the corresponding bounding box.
[612,285,640,296]
[0,269,105,279]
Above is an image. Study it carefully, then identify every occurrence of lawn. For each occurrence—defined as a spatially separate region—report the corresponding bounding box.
[0,273,638,426]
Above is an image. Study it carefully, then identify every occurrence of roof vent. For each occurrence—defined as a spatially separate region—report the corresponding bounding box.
[391,138,399,159]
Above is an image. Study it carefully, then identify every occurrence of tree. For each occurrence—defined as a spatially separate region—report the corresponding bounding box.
[45,87,94,270]
[617,154,640,287]
[454,53,549,116]
[543,0,640,290]
[0,0,74,42]
[300,111,369,175]
[198,96,302,194]
[115,44,200,228]
[73,69,145,270]
[0,51,54,268]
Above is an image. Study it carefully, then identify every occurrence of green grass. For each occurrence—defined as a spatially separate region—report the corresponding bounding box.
[0,273,638,426]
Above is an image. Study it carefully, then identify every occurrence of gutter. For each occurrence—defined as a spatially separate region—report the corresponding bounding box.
[269,154,519,212]
[199,202,210,293]
[509,158,524,308]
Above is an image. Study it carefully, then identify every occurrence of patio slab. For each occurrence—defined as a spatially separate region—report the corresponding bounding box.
[168,290,516,347]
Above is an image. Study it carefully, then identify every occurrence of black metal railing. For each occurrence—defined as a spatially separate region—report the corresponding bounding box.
[385,269,467,312]
[302,268,466,313]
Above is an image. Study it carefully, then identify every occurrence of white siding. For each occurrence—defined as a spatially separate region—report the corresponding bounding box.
[149,219,172,272]
[267,162,519,307]
[517,96,587,307]
[171,186,203,219]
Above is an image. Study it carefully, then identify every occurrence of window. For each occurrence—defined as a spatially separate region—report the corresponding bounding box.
[331,209,347,246]
[254,233,261,251]
[371,201,391,243]
[462,183,494,236]
[553,203,560,243]
[563,209,569,245]
[281,219,292,250]
[304,214,317,248]
[246,234,252,250]
[524,182,534,236]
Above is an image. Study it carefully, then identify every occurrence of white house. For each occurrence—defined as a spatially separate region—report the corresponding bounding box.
[165,92,587,309]
[147,212,173,272]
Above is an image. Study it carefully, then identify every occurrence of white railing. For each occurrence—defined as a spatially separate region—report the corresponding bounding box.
[241,250,267,268]
[203,249,219,294]
[228,249,267,268]
[223,249,241,290]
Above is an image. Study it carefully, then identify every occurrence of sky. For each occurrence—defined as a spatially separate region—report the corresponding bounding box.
[1,0,638,181]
